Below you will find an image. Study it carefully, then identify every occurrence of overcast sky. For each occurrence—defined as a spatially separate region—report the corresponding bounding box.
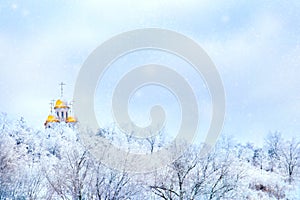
[0,1,300,145]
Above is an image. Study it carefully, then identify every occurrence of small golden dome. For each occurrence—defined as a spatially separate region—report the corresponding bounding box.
[54,99,68,109]
[45,115,59,123]
[66,116,77,123]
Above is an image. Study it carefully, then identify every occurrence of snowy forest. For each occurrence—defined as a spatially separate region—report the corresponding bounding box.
[0,112,300,200]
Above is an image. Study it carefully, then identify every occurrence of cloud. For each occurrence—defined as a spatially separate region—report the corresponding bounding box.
[0,1,299,143]
[199,10,300,142]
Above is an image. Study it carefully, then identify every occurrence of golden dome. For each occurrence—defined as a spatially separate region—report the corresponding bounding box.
[66,116,77,123]
[45,115,59,123]
[54,99,68,109]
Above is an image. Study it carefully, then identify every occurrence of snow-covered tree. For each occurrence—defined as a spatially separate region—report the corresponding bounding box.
[279,138,300,184]
[265,132,282,172]
[1,113,300,199]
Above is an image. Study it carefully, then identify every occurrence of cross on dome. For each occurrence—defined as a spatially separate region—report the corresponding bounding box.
[59,82,66,98]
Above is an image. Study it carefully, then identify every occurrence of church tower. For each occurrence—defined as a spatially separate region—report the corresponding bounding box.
[44,82,77,128]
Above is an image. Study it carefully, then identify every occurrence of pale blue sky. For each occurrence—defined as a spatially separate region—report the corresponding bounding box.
[0,1,300,144]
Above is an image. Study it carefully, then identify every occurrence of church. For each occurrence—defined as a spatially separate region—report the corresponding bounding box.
[44,82,77,128]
